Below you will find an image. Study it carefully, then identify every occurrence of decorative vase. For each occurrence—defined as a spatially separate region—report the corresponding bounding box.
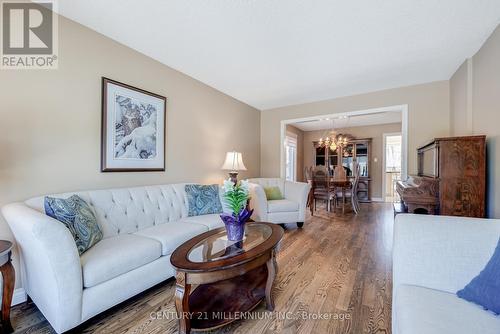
[220,208,253,241]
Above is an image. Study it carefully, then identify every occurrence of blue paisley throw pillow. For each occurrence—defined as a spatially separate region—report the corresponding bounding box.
[44,195,103,255]
[185,184,223,217]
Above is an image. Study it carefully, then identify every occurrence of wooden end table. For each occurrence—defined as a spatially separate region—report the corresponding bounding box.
[170,223,283,334]
[0,241,14,334]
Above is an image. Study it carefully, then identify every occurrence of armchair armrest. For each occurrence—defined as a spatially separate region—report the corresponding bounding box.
[284,181,311,222]
[248,183,268,222]
[393,214,500,294]
[1,203,83,332]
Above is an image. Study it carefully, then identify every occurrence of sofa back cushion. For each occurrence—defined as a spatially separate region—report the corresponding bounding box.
[247,178,285,196]
[25,184,190,238]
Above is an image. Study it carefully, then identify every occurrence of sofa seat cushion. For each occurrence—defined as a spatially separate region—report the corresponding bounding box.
[182,214,225,230]
[267,199,299,213]
[135,222,208,256]
[395,285,500,334]
[81,234,162,288]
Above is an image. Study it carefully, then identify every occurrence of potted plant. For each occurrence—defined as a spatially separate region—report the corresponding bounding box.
[220,179,253,241]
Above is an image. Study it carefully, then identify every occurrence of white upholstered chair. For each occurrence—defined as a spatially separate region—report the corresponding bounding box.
[246,178,310,228]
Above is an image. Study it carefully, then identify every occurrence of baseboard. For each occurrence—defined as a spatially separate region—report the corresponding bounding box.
[12,288,27,306]
[371,197,384,202]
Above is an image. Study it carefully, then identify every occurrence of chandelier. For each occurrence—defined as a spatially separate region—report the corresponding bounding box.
[318,117,351,152]
[318,134,349,151]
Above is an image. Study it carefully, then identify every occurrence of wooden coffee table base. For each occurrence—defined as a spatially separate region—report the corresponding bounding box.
[171,223,283,334]
[175,256,277,334]
[190,265,267,330]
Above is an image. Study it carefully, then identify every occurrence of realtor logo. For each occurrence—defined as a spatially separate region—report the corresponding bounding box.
[1,0,58,69]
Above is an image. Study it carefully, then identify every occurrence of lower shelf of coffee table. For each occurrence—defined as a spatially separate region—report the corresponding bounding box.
[189,265,268,330]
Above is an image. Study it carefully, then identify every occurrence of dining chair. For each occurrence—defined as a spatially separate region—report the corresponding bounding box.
[304,166,313,182]
[304,166,314,214]
[311,166,334,212]
[334,163,361,214]
[333,165,347,181]
[330,165,346,212]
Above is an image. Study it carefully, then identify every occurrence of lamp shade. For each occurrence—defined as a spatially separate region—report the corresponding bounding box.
[221,151,247,171]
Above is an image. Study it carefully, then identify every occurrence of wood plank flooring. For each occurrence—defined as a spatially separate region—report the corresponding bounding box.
[10,203,394,334]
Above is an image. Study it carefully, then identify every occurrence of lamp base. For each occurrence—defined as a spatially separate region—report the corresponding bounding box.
[228,172,239,184]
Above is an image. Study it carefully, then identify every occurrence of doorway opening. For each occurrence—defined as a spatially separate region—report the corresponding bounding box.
[285,132,298,181]
[383,133,402,202]
[279,104,408,204]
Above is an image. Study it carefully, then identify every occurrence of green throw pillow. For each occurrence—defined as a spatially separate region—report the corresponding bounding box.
[264,186,283,200]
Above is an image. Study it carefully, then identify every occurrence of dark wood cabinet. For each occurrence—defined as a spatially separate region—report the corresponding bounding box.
[397,135,486,217]
[437,136,486,217]
[313,138,372,202]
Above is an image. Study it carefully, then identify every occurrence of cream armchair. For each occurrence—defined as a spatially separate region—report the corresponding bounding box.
[246,178,310,228]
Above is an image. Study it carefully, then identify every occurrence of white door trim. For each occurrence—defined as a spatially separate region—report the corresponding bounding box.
[280,104,409,183]
[382,132,403,202]
[284,132,298,181]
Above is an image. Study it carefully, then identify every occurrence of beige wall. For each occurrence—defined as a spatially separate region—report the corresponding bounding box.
[301,123,401,199]
[450,24,500,218]
[449,60,470,136]
[0,15,260,288]
[285,125,305,181]
[261,81,450,178]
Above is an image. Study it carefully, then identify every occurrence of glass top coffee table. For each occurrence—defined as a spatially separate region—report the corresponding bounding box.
[170,223,283,334]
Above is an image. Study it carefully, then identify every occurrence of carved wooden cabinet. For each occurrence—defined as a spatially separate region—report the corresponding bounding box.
[313,138,372,202]
[398,135,486,217]
[436,136,486,217]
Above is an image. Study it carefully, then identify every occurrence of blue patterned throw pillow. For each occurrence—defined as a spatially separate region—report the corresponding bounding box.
[185,184,223,217]
[44,195,103,255]
[457,237,500,314]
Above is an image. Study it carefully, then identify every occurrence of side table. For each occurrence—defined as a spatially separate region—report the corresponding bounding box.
[0,241,14,334]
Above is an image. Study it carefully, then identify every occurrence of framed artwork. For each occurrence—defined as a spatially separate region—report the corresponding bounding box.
[101,77,166,172]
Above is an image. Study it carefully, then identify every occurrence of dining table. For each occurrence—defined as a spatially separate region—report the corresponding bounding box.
[307,177,353,214]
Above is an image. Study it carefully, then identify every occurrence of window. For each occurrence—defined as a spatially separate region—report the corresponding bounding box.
[285,133,297,181]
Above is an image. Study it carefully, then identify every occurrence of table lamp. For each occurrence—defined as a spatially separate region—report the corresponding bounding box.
[221,151,247,183]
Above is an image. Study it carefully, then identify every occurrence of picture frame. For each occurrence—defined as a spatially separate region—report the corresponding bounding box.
[101,77,166,172]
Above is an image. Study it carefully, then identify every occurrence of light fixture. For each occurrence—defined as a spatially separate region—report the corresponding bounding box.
[317,118,351,153]
[221,151,247,183]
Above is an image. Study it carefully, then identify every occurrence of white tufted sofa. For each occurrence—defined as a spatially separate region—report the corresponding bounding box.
[1,183,228,333]
[247,178,310,228]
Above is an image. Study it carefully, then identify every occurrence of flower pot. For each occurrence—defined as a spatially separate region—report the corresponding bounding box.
[220,208,253,242]
[224,222,245,241]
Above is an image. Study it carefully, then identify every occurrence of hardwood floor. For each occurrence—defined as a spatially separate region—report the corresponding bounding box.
[10,203,394,334]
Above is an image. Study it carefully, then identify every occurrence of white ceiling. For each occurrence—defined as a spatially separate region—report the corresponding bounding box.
[291,111,402,131]
[57,1,500,110]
